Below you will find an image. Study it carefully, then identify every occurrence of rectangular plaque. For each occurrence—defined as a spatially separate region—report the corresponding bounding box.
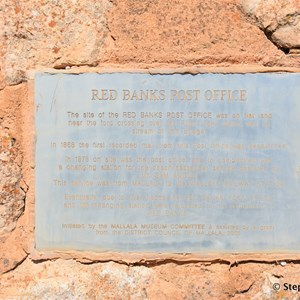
[35,72,300,252]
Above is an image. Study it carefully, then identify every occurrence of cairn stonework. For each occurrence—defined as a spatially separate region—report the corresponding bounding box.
[1,0,300,299]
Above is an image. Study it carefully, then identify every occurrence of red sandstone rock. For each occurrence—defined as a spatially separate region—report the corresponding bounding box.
[1,0,299,87]
[241,0,300,50]
[0,0,300,299]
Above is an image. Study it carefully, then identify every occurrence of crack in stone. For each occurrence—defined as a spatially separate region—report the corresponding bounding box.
[2,253,28,275]
[53,63,99,70]
[28,256,300,269]
[229,259,297,271]
[259,27,291,54]
[242,12,291,54]
[239,2,300,54]
[30,257,232,267]
[129,258,231,268]
[272,273,283,279]
[235,281,255,295]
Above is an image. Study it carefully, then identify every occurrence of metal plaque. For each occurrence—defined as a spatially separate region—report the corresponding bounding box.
[35,72,300,252]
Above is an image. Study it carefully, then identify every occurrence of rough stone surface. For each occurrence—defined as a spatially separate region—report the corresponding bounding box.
[1,0,300,87]
[241,0,300,50]
[0,84,28,240]
[108,0,282,65]
[0,259,153,300]
[1,0,300,299]
[0,84,29,276]
[1,259,300,299]
[2,0,112,85]
[0,127,25,235]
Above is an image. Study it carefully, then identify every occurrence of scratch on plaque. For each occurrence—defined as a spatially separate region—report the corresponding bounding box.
[50,75,63,113]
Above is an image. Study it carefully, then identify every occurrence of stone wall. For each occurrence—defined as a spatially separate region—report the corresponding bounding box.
[1,0,300,299]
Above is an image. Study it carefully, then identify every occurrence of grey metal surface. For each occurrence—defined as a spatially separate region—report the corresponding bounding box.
[35,72,300,252]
